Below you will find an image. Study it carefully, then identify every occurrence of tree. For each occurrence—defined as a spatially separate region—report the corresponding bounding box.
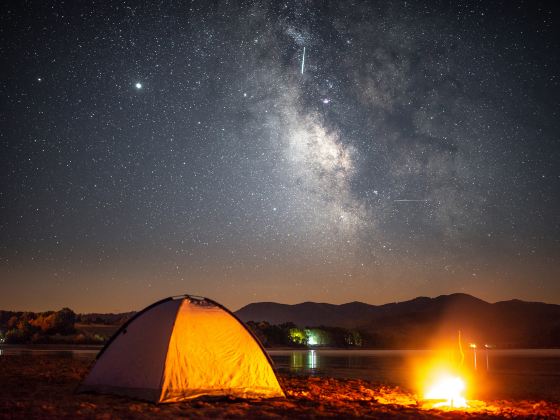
[52,308,76,334]
[289,328,307,345]
[7,315,18,329]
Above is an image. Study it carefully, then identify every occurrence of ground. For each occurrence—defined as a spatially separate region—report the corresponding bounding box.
[0,356,558,419]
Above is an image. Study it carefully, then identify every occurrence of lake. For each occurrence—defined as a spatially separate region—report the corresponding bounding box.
[269,349,560,402]
[2,346,560,402]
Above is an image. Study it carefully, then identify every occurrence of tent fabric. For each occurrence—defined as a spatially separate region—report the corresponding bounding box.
[160,299,285,402]
[79,298,181,401]
[79,295,285,402]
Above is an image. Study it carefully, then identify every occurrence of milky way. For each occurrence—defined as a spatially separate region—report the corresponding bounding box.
[1,1,559,311]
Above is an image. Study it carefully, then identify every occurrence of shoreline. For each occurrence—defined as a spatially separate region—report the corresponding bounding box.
[1,354,559,418]
[2,343,560,352]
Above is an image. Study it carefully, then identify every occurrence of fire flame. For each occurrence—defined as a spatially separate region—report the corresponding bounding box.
[424,373,468,408]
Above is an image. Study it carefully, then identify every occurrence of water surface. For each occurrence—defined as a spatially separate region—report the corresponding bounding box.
[269,349,560,402]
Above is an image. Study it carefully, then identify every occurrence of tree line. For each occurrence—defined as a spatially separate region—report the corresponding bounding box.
[0,308,77,344]
[0,311,365,348]
[246,321,364,348]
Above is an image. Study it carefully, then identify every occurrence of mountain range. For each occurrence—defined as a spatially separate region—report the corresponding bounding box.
[235,293,560,348]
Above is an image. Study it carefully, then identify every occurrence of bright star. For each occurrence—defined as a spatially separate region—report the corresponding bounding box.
[135,82,142,89]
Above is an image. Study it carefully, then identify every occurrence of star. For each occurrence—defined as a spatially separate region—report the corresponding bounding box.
[1,0,558,311]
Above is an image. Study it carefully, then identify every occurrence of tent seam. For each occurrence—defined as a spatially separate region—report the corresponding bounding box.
[93,297,173,361]
[156,297,184,403]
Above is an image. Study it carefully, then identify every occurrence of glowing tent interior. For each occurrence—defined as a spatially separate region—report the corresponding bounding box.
[78,295,285,402]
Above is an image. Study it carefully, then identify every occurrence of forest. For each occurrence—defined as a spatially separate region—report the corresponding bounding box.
[0,309,103,344]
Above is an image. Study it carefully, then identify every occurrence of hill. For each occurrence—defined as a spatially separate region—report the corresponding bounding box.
[3,294,559,348]
[235,294,560,348]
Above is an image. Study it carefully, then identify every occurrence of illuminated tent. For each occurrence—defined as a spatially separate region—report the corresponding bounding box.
[78,295,285,402]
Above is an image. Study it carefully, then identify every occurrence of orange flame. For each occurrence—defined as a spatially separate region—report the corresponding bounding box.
[424,373,468,408]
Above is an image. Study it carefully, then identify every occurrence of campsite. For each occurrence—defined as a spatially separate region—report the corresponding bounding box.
[2,352,560,419]
[3,0,560,418]
[1,294,560,418]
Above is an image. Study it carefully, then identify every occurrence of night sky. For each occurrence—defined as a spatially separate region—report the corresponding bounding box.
[1,1,559,312]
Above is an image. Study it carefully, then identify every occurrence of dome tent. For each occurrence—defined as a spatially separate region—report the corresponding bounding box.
[78,295,285,402]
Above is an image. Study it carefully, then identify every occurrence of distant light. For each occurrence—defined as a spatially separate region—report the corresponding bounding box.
[322,98,330,104]
[135,82,142,89]
[307,332,318,346]
[469,343,477,349]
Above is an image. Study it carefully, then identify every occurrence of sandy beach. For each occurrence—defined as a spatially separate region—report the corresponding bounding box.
[1,355,559,419]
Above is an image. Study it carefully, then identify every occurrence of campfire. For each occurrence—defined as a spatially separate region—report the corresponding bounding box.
[414,331,477,410]
[423,372,468,408]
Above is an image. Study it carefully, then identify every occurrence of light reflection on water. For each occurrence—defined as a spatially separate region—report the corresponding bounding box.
[310,349,316,369]
[289,349,318,370]
[270,349,417,385]
[271,349,560,374]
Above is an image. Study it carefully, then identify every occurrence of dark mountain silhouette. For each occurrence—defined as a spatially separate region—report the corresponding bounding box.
[235,294,560,348]
[4,294,557,348]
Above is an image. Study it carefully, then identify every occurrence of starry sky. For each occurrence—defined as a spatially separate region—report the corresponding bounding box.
[1,1,559,312]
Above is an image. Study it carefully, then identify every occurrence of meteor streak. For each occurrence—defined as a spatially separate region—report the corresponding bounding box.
[301,46,306,74]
